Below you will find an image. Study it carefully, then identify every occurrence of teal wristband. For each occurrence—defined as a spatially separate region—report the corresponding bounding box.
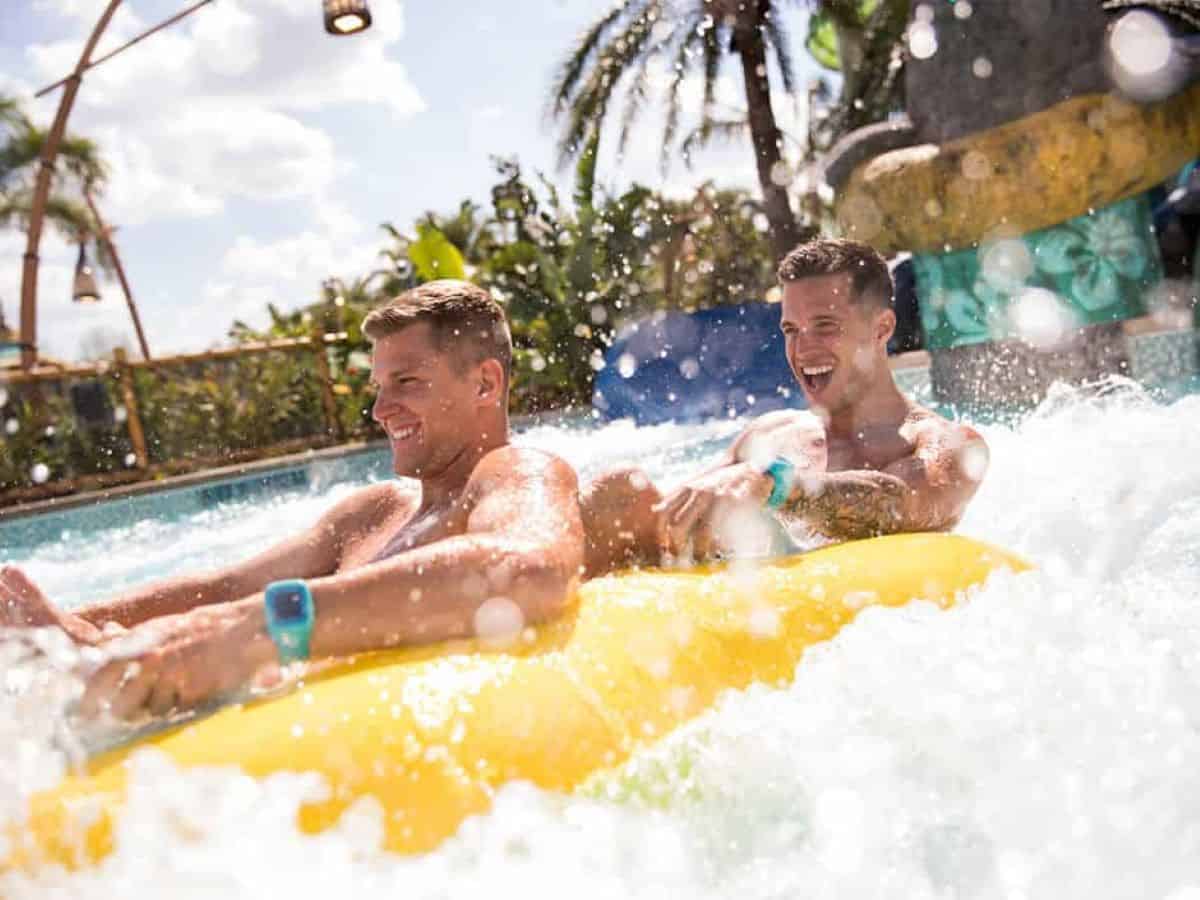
[263,579,314,666]
[762,457,796,510]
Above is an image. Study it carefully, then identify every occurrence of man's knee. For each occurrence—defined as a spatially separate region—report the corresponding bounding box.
[580,467,663,575]
[583,467,660,522]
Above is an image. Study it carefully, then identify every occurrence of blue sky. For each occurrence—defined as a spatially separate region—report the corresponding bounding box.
[1,0,813,361]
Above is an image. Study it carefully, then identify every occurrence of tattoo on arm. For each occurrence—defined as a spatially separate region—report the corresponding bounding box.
[780,471,910,540]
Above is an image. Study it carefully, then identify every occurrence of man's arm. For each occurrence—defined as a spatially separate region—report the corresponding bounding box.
[80,449,583,718]
[286,448,583,659]
[74,483,406,630]
[779,424,988,539]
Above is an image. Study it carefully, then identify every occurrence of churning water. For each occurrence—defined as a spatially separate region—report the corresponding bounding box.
[2,377,1200,898]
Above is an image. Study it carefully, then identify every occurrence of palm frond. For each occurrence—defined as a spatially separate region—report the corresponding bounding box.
[661,11,708,172]
[554,3,663,168]
[679,116,750,159]
[763,10,800,96]
[549,0,642,116]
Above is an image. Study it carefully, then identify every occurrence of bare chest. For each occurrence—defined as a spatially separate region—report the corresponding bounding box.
[337,493,470,572]
[826,431,915,473]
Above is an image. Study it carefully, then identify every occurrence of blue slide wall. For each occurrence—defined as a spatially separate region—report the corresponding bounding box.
[592,302,807,425]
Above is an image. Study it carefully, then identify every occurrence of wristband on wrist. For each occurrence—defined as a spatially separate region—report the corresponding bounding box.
[263,579,315,666]
[762,457,797,510]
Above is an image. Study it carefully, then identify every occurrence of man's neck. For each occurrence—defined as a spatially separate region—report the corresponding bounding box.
[418,419,510,509]
[825,369,910,441]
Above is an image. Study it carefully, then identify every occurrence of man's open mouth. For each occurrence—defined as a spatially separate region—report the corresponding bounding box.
[388,423,421,443]
[799,365,834,393]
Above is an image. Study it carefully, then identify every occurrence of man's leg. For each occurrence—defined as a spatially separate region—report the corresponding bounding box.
[580,467,665,577]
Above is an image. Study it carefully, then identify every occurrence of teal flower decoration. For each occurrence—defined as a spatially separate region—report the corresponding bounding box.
[1033,203,1151,312]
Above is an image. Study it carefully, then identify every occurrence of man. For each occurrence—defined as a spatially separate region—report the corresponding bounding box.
[581,238,988,573]
[0,281,584,719]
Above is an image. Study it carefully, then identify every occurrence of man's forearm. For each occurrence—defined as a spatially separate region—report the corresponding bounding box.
[76,573,240,629]
[779,470,911,540]
[303,534,578,659]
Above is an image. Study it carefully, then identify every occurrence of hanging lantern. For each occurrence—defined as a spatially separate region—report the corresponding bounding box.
[72,241,101,304]
[323,0,372,35]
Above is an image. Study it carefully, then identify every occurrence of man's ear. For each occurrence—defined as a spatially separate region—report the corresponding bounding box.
[876,308,897,345]
[475,358,506,406]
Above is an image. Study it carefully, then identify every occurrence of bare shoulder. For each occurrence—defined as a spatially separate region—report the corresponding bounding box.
[468,445,580,494]
[733,409,825,463]
[903,404,987,459]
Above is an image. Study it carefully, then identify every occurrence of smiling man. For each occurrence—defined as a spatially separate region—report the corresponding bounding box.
[0,281,584,719]
[582,238,989,572]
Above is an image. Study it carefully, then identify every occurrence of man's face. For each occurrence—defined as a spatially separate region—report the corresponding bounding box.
[780,273,894,415]
[369,323,486,479]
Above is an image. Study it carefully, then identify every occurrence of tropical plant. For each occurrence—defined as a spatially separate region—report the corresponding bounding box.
[548,0,808,260]
[0,93,110,265]
[803,0,910,157]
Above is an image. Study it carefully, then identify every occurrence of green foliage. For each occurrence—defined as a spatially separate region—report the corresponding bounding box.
[0,378,132,492]
[0,92,109,261]
[408,222,467,281]
[132,352,328,464]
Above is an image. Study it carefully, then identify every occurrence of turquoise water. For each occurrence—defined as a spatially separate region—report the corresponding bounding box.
[2,376,1200,897]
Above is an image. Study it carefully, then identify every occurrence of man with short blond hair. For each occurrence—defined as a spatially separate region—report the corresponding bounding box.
[1,280,585,719]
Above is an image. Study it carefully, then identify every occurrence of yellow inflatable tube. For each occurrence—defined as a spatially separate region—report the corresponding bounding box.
[12,533,1027,869]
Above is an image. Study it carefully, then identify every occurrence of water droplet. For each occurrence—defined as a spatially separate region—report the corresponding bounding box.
[972,56,993,79]
[954,0,973,18]
[769,161,792,188]
[747,605,780,638]
[960,442,989,482]
[680,357,700,380]
[530,353,547,373]
[114,405,128,423]
[5,418,19,435]
[961,150,993,180]
[124,452,137,467]
[31,463,50,484]
[589,351,607,372]
[473,597,524,647]
[908,21,938,59]
[979,238,1033,291]
[1008,287,1079,349]
[1110,10,1172,78]
[590,304,608,325]
[617,353,637,378]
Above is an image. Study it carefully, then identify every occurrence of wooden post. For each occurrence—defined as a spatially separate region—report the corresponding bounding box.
[19,0,124,371]
[311,333,344,443]
[113,346,148,467]
[85,186,152,360]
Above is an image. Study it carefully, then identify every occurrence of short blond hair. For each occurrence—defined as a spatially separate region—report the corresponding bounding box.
[362,280,512,381]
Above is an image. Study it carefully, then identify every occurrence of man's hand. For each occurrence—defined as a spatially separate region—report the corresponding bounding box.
[79,599,274,720]
[655,463,774,561]
[0,565,104,645]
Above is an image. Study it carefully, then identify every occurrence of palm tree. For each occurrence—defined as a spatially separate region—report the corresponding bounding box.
[549,0,807,261]
[0,93,110,267]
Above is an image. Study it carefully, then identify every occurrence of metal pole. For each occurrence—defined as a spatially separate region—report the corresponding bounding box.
[18,0,124,371]
[84,187,152,360]
[34,0,218,99]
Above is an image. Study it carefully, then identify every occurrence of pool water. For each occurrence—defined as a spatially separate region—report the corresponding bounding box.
[2,376,1200,897]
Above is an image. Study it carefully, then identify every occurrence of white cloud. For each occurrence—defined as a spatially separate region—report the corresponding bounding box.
[5,0,425,360]
[19,0,421,227]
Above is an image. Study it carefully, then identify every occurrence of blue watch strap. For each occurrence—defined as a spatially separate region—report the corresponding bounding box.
[762,457,796,510]
[263,579,314,666]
